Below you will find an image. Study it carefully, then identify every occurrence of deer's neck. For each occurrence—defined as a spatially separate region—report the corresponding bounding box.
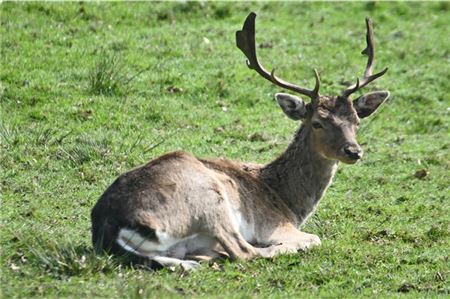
[259,125,338,225]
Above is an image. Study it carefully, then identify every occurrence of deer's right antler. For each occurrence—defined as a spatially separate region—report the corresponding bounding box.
[236,12,320,101]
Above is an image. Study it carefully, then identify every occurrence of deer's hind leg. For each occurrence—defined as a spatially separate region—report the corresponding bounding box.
[196,180,280,261]
[116,227,202,270]
[214,220,291,260]
[203,204,279,261]
[214,229,277,260]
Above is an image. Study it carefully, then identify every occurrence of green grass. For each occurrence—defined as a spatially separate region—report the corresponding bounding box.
[1,2,449,298]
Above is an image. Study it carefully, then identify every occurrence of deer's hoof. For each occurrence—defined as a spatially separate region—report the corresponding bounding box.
[298,234,321,251]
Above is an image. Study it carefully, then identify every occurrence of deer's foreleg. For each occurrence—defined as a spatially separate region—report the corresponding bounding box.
[257,224,321,257]
[214,228,280,260]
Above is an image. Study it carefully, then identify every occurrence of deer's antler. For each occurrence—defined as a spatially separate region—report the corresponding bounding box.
[342,18,388,98]
[236,12,320,101]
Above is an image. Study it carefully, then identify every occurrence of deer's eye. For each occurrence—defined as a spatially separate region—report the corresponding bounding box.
[312,122,323,129]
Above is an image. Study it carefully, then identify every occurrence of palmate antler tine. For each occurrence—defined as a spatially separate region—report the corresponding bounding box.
[236,12,320,100]
[342,18,388,98]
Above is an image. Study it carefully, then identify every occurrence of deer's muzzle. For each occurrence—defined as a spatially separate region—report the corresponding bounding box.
[341,143,363,163]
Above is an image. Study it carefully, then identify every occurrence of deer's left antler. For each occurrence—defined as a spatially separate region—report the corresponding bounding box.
[342,18,388,98]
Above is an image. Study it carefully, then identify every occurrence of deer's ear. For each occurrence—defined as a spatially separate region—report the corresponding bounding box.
[353,91,390,118]
[275,93,307,120]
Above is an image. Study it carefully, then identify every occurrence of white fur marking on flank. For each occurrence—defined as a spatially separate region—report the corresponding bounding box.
[116,237,147,257]
[117,228,159,255]
[228,205,255,242]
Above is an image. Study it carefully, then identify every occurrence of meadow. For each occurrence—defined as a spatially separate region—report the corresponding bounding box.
[1,2,449,298]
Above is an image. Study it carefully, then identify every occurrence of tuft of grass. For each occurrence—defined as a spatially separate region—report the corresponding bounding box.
[88,50,151,97]
[88,50,128,96]
[0,122,20,147]
[58,135,111,166]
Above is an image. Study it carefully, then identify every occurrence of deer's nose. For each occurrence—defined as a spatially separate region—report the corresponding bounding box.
[343,144,363,160]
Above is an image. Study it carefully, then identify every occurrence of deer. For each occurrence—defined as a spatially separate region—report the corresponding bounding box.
[91,12,390,271]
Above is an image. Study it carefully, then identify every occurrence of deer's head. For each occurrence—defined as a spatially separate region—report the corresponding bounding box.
[236,13,390,164]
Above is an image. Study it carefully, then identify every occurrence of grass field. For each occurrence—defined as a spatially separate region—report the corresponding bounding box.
[1,2,449,298]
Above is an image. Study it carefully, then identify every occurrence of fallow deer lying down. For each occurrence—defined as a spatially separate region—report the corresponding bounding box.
[91,12,390,270]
